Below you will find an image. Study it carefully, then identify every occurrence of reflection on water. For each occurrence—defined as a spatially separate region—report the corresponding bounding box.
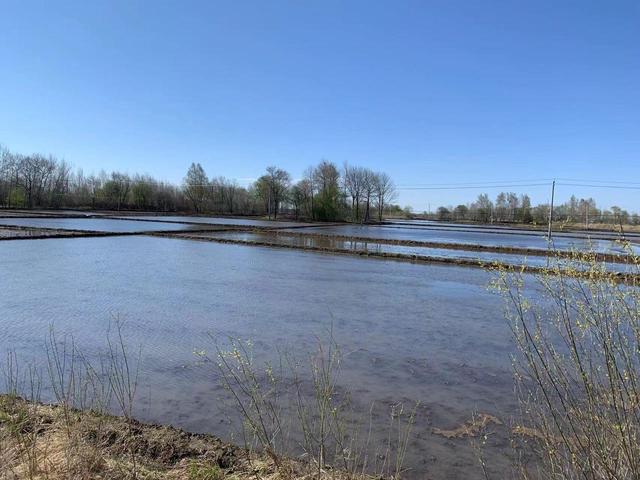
[1,235,522,479]
[111,215,316,228]
[0,217,213,232]
[386,219,640,238]
[285,224,638,254]
[186,230,633,272]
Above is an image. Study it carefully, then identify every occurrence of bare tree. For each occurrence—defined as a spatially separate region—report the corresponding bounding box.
[361,168,376,223]
[18,154,56,208]
[225,179,238,214]
[261,166,291,219]
[0,146,17,207]
[289,183,305,220]
[49,160,72,207]
[132,175,154,210]
[343,164,363,222]
[373,172,396,222]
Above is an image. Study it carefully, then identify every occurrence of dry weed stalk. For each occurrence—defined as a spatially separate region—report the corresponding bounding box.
[495,244,640,479]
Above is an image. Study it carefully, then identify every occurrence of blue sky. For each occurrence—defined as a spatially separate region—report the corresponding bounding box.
[1,1,638,211]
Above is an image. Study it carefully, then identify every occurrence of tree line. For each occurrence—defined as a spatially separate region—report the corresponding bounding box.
[183,160,398,221]
[433,192,640,226]
[0,145,398,222]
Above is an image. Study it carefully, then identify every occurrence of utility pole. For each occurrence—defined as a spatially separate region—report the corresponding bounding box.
[547,180,555,242]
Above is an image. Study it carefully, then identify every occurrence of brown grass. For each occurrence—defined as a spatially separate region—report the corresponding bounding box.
[0,395,371,480]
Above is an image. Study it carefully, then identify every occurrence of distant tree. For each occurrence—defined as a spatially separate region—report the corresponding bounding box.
[0,146,18,207]
[18,154,56,208]
[343,164,364,222]
[506,192,519,221]
[437,206,451,221]
[567,195,579,222]
[132,175,154,210]
[611,206,630,225]
[257,166,291,219]
[103,172,131,210]
[224,179,238,214]
[313,160,342,221]
[495,192,507,222]
[183,163,209,213]
[297,176,315,219]
[289,183,305,220]
[520,194,532,223]
[453,204,469,221]
[49,160,71,207]
[361,169,376,223]
[473,193,493,222]
[373,172,396,222]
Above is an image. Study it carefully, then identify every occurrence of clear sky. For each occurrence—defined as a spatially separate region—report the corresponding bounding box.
[1,1,638,211]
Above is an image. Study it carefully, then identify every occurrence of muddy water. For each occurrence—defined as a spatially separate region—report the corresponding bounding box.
[1,235,530,478]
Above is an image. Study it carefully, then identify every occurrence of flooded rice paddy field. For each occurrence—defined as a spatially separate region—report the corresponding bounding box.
[180,230,633,272]
[383,222,638,242]
[1,235,524,479]
[283,224,639,253]
[1,213,636,478]
[111,215,318,228]
[386,219,640,240]
[0,217,218,233]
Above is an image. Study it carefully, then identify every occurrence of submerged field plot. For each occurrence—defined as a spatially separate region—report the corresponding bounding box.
[1,211,639,479]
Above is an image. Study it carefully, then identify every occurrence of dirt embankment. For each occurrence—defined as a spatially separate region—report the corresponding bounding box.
[0,395,357,480]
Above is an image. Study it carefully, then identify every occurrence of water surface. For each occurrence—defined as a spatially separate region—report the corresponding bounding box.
[112,215,316,228]
[289,224,638,253]
[0,235,521,479]
[0,217,211,232]
[183,231,633,273]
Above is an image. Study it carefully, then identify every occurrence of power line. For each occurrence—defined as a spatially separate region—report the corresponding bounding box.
[557,183,640,190]
[556,178,640,185]
[396,183,551,190]
[395,178,553,187]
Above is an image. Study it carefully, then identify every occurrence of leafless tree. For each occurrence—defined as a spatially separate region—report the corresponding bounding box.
[261,166,291,219]
[361,168,376,223]
[343,164,364,222]
[373,172,396,222]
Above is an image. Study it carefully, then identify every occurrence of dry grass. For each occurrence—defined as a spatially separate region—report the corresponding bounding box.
[0,395,375,480]
[209,334,417,480]
[0,324,393,480]
[494,248,640,479]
